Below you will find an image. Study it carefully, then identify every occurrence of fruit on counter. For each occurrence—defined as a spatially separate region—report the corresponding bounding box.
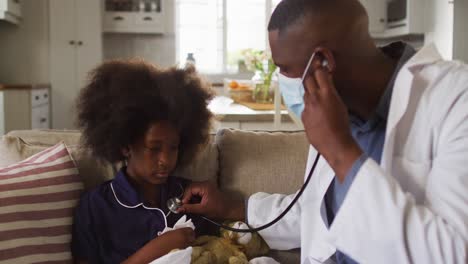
[229,80,239,89]
[229,80,251,90]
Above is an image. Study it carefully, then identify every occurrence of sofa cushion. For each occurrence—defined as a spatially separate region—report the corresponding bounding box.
[216,129,309,198]
[2,134,115,190]
[6,129,82,147]
[173,135,219,183]
[0,136,22,167]
[0,142,83,263]
[6,130,219,190]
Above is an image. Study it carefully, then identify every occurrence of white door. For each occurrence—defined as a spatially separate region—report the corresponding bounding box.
[75,0,103,93]
[359,0,386,34]
[49,0,103,129]
[49,0,77,129]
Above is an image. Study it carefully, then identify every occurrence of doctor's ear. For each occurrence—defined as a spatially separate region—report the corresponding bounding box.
[313,47,336,73]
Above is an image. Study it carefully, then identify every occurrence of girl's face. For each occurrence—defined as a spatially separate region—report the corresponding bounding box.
[124,121,180,186]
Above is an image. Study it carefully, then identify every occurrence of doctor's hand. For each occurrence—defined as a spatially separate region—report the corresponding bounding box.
[302,67,362,182]
[178,181,246,221]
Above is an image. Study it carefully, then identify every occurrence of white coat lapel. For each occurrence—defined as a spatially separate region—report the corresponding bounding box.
[305,146,334,225]
[313,45,441,197]
[380,44,443,173]
[315,156,334,225]
[305,146,334,199]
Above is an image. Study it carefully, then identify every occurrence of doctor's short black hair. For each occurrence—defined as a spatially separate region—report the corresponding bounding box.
[76,59,214,165]
[268,0,338,32]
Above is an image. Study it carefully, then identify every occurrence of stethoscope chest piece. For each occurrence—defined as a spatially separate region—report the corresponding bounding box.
[167,197,183,214]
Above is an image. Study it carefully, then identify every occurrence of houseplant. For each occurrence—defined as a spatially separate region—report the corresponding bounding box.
[241,49,277,103]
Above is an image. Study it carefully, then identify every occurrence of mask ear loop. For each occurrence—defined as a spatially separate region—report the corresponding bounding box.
[301,52,316,81]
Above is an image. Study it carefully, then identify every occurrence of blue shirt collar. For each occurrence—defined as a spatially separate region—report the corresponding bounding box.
[110,168,185,209]
[350,42,416,131]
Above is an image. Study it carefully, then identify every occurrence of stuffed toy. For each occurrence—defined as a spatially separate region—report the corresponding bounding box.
[190,221,270,264]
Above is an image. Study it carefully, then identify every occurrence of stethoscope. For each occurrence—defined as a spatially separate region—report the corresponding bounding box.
[167,152,321,233]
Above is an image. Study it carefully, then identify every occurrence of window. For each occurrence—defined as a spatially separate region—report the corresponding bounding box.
[176,0,280,74]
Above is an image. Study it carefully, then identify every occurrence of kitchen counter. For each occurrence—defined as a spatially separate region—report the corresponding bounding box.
[208,96,301,131]
[0,83,51,90]
[208,96,291,122]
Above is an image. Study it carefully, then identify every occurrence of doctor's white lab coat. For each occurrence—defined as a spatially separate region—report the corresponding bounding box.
[247,44,468,263]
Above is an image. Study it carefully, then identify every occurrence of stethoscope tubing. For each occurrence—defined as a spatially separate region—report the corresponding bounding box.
[199,152,321,233]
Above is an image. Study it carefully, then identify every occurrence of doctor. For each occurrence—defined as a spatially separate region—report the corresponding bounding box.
[180,0,468,263]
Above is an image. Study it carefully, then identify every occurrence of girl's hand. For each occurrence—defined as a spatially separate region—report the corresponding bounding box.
[157,228,195,250]
[122,227,195,264]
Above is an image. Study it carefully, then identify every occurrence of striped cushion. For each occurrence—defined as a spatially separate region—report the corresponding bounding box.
[0,142,83,263]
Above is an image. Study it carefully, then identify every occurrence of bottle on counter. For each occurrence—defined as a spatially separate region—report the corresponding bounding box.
[185,53,196,68]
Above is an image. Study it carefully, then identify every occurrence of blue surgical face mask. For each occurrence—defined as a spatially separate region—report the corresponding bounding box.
[278,52,317,118]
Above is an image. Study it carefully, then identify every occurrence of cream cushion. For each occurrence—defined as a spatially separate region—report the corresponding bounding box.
[5,130,219,189]
[216,129,309,197]
[2,134,114,190]
[0,137,23,167]
[173,135,219,183]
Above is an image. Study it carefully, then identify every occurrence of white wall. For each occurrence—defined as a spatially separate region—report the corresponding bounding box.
[425,0,454,60]
[453,0,468,63]
[424,0,468,62]
[103,0,176,67]
[0,0,50,84]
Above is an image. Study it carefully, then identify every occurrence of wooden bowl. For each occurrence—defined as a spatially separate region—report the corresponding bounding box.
[229,89,253,103]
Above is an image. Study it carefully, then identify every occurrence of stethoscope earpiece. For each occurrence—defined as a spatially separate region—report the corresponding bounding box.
[322,59,329,68]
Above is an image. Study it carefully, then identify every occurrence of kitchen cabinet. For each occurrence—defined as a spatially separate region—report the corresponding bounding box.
[49,0,103,129]
[0,85,50,135]
[0,0,21,24]
[359,0,386,35]
[103,0,165,34]
[382,0,426,37]
[359,0,427,38]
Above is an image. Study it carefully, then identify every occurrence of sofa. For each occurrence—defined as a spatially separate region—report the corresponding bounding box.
[0,128,310,263]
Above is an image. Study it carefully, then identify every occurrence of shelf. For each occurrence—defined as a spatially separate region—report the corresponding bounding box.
[103,11,165,34]
[103,0,165,35]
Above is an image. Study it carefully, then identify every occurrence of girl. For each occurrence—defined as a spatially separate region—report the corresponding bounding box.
[72,59,215,264]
